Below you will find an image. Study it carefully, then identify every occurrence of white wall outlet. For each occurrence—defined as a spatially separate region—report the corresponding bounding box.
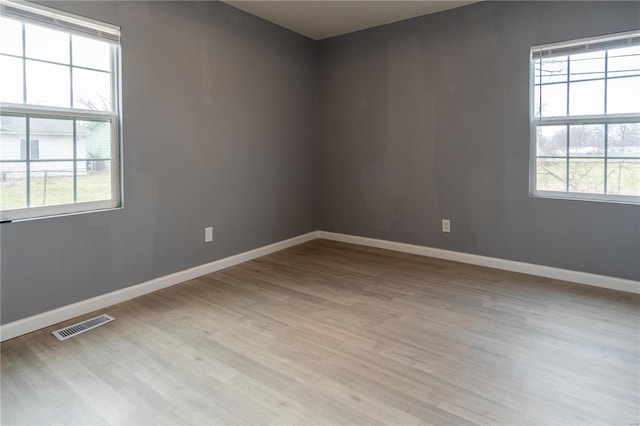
[204,227,213,243]
[442,219,451,233]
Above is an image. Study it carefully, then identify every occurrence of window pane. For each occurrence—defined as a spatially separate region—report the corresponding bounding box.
[26,60,70,107]
[25,23,69,64]
[29,118,74,160]
[569,124,605,157]
[0,55,24,103]
[0,162,27,210]
[537,158,567,192]
[607,45,640,79]
[77,160,111,202]
[0,18,23,56]
[30,161,74,207]
[536,125,567,156]
[607,76,640,114]
[73,68,111,111]
[569,80,604,116]
[540,83,567,117]
[77,121,111,159]
[607,159,640,196]
[608,123,640,158]
[569,51,605,82]
[71,35,110,71]
[538,56,567,84]
[0,115,26,160]
[568,159,604,193]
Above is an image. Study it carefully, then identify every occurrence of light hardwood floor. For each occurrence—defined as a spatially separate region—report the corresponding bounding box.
[1,239,639,425]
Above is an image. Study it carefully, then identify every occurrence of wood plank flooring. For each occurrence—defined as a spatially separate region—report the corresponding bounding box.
[1,239,639,425]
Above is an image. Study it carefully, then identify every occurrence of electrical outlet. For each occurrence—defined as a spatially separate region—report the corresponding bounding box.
[442,219,451,233]
[204,227,213,242]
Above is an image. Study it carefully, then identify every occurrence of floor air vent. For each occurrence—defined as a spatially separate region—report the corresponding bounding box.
[52,314,115,341]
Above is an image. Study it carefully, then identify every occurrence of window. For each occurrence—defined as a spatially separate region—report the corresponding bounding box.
[531,31,640,203]
[0,0,121,220]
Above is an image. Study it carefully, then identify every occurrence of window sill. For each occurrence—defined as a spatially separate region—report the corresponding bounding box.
[0,203,123,223]
[530,190,640,205]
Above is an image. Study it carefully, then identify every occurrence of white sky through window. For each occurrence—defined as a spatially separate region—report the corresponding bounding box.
[0,17,112,111]
[535,45,640,118]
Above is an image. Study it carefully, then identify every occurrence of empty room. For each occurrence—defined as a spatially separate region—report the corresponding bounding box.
[1,0,639,424]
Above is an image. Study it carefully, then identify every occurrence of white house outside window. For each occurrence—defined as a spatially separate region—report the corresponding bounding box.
[0,0,122,221]
[531,31,640,203]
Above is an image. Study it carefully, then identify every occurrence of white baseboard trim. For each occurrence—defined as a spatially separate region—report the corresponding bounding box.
[3,229,637,342]
[0,231,319,342]
[317,231,640,295]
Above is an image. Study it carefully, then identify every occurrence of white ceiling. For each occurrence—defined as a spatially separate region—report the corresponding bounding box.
[223,1,479,40]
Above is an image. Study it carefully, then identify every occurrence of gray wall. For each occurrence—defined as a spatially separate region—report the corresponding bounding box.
[318,1,640,280]
[0,1,318,324]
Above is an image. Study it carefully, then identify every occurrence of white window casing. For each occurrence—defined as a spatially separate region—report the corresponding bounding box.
[530,30,640,204]
[0,0,122,221]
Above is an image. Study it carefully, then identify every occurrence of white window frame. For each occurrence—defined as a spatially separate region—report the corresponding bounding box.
[530,30,640,204]
[0,0,122,221]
